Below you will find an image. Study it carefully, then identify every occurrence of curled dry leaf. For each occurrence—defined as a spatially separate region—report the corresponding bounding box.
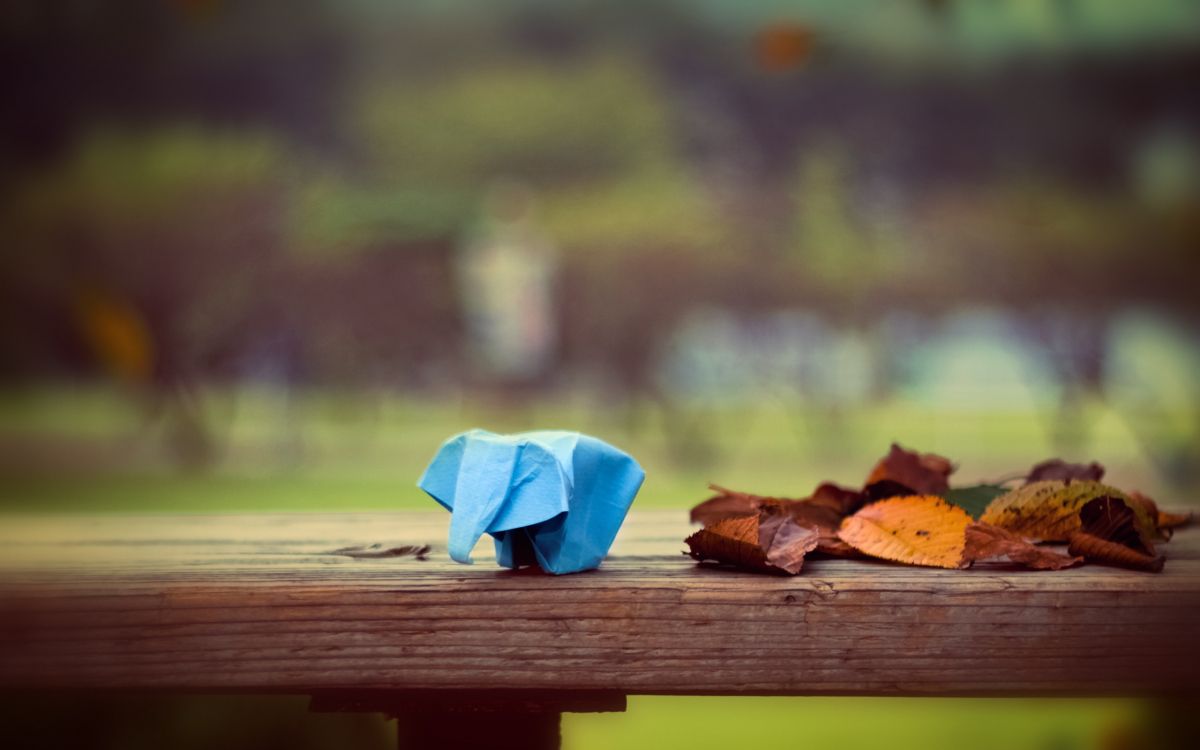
[686,515,769,572]
[865,443,955,496]
[979,481,1156,543]
[1025,458,1105,484]
[837,495,971,569]
[1068,533,1163,572]
[1067,496,1164,572]
[685,507,819,575]
[961,523,1081,570]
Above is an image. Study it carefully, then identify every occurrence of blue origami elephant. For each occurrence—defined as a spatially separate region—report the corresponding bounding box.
[418,429,645,574]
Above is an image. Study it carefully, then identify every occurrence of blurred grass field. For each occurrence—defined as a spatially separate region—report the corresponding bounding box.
[0,383,1193,514]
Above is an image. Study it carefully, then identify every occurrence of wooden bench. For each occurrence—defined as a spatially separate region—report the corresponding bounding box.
[1,511,1197,748]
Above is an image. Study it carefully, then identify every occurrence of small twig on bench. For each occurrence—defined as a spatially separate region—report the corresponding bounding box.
[324,543,431,560]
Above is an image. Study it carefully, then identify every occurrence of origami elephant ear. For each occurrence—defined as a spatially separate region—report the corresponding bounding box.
[419,431,571,564]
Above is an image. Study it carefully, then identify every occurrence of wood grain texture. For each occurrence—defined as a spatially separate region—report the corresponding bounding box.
[0,511,1197,696]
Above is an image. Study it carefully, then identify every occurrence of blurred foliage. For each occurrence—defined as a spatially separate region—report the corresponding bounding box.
[540,167,726,254]
[697,0,1200,65]
[291,56,722,258]
[290,180,472,254]
[2,128,291,380]
[0,0,1198,469]
[356,58,675,185]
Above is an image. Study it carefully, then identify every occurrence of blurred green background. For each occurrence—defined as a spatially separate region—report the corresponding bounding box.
[3,0,1200,748]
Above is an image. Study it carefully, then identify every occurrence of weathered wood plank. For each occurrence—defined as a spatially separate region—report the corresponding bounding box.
[0,511,1197,695]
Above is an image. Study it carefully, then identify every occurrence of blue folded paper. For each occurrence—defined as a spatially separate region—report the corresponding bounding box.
[418,429,645,574]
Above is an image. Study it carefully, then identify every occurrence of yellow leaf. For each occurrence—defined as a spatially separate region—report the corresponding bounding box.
[979,481,1154,543]
[837,495,971,569]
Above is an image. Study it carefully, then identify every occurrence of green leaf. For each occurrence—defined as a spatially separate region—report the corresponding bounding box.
[944,484,1009,520]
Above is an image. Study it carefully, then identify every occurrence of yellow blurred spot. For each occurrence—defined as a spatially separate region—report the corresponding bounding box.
[754,23,815,73]
[74,289,154,384]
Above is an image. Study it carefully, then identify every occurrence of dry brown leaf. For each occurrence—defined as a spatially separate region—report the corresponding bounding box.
[1078,495,1158,556]
[691,484,860,557]
[1067,532,1164,572]
[837,495,971,569]
[862,479,922,502]
[685,507,818,575]
[686,515,772,572]
[808,482,866,516]
[759,510,821,573]
[809,537,861,558]
[1127,490,1192,539]
[1066,496,1163,572]
[689,485,771,525]
[979,481,1156,543]
[865,443,955,495]
[1025,458,1105,484]
[961,523,1081,570]
[783,501,859,558]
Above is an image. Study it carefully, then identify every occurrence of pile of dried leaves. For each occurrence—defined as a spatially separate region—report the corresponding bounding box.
[685,444,1192,575]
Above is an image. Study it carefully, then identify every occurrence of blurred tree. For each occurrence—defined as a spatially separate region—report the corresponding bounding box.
[2,127,291,465]
[328,56,736,394]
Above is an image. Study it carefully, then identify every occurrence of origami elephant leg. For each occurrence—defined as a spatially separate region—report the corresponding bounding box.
[447,439,519,564]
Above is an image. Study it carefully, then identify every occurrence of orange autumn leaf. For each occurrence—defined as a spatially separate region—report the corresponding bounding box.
[837,495,971,569]
[865,443,955,496]
[962,523,1081,570]
[1157,509,1193,532]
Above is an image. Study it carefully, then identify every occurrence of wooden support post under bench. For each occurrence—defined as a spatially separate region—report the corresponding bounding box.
[311,689,625,750]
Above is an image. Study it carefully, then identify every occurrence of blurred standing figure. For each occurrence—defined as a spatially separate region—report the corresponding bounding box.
[457,182,557,383]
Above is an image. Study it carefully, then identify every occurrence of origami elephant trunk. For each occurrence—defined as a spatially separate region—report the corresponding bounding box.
[446,439,520,564]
